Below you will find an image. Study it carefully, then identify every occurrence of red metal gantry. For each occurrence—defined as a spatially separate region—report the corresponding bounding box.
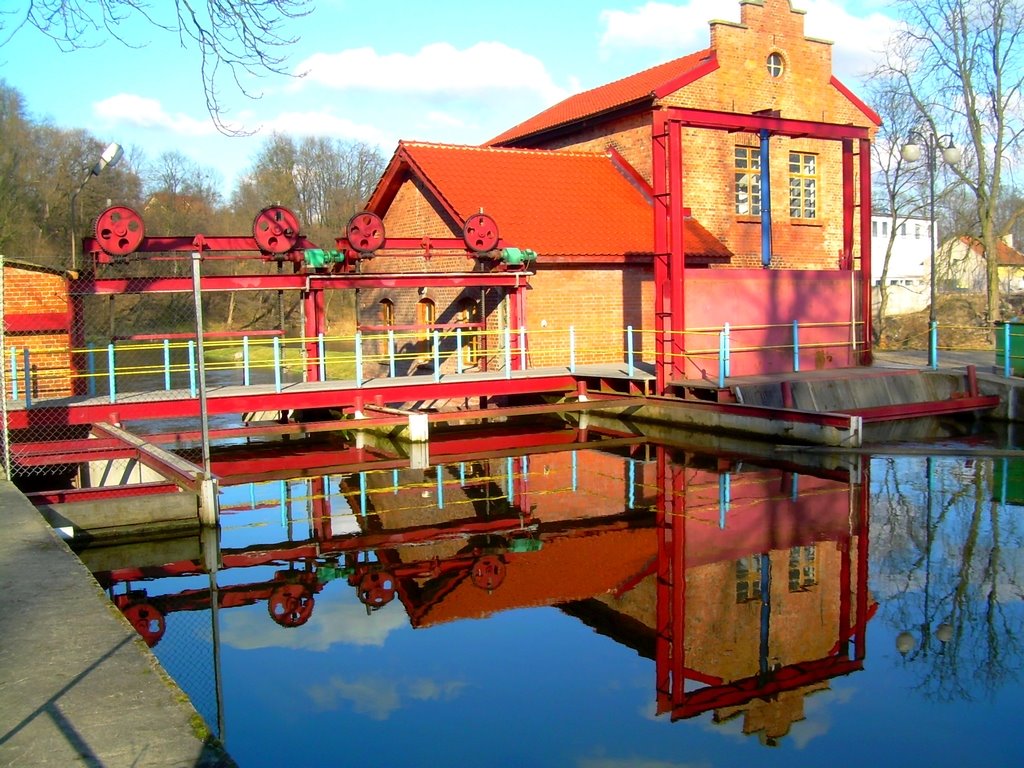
[71,204,535,397]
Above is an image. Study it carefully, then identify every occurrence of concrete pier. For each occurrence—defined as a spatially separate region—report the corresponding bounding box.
[0,480,235,767]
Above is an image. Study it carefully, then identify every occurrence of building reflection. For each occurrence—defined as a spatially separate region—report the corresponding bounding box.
[81,422,871,745]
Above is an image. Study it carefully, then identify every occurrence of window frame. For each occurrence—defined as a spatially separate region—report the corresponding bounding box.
[788,151,818,221]
[734,145,763,218]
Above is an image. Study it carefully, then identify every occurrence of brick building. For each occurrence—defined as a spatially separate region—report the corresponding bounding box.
[360,0,880,387]
[1,260,74,400]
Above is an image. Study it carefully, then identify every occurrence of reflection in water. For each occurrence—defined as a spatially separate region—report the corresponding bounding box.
[77,426,1024,766]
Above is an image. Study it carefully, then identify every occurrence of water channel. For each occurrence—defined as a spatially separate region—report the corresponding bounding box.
[73,418,1023,767]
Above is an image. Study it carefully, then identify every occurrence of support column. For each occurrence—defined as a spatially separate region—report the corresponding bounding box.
[842,139,855,268]
[858,137,873,365]
[652,112,671,394]
[302,287,325,382]
[759,129,773,268]
[668,121,686,384]
[508,282,528,371]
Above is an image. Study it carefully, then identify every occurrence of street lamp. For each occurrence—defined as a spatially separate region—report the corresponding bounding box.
[900,131,961,368]
[70,141,123,271]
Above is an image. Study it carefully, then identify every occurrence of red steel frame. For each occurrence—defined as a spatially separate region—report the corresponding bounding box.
[651,107,875,393]
[654,444,871,719]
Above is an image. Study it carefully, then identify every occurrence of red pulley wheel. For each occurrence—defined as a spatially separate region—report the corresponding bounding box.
[267,584,315,627]
[94,205,145,256]
[122,602,166,647]
[471,555,506,591]
[463,213,499,253]
[357,571,396,608]
[346,211,386,253]
[253,205,300,254]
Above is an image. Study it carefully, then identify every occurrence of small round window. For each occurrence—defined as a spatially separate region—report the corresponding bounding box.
[767,52,785,77]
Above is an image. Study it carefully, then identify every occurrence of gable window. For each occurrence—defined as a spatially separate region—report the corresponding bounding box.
[456,298,481,365]
[735,556,762,603]
[789,152,817,220]
[767,52,785,78]
[734,146,762,216]
[379,298,394,327]
[417,297,436,354]
[789,546,817,591]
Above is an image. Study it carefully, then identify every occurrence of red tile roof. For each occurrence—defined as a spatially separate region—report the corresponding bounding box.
[368,141,732,261]
[411,528,657,627]
[959,235,1024,266]
[487,49,715,146]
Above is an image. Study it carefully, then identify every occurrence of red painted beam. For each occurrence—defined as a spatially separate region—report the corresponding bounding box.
[4,312,70,333]
[4,373,580,429]
[841,395,1001,423]
[671,656,863,719]
[26,482,180,505]
[665,106,872,140]
[69,272,532,296]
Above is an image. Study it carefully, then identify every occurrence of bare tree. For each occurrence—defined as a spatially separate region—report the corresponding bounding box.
[868,79,930,341]
[876,0,1024,324]
[0,1,313,135]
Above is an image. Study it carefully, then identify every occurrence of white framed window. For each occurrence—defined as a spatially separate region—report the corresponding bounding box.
[734,146,762,216]
[788,152,817,219]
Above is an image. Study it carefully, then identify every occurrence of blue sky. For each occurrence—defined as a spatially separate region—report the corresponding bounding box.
[1,0,897,196]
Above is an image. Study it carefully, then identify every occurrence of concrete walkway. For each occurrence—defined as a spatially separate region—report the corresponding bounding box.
[0,480,235,767]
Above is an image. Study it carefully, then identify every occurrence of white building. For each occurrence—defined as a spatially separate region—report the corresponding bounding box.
[870,213,934,316]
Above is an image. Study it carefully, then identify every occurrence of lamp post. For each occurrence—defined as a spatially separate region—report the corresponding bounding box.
[70,141,123,271]
[900,131,961,368]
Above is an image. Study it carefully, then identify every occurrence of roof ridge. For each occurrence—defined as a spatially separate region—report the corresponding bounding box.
[402,141,613,159]
[487,47,713,146]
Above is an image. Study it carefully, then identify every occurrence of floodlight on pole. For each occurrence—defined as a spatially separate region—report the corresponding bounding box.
[900,130,960,368]
[70,141,123,271]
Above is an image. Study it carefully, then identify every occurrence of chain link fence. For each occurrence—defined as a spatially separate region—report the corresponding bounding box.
[0,248,315,487]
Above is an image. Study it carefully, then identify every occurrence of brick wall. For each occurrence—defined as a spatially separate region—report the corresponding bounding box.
[525,0,873,272]
[364,0,875,373]
[2,263,74,398]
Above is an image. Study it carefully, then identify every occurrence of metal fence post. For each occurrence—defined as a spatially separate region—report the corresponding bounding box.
[163,338,171,391]
[319,333,327,382]
[354,331,363,387]
[792,320,800,373]
[22,348,31,409]
[10,346,18,401]
[929,321,939,370]
[504,326,512,379]
[456,328,464,374]
[1003,322,1011,378]
[108,343,117,403]
[242,336,251,386]
[569,326,576,374]
[718,331,726,388]
[518,326,527,370]
[387,330,396,378]
[724,322,731,378]
[188,340,196,398]
[432,329,441,383]
[86,343,97,397]
[626,325,634,376]
[273,336,282,393]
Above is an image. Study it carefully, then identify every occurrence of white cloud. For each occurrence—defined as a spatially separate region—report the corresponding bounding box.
[307,675,467,720]
[597,1,898,80]
[221,594,408,652]
[800,0,899,78]
[91,94,219,136]
[294,41,567,105]
[599,1,724,52]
